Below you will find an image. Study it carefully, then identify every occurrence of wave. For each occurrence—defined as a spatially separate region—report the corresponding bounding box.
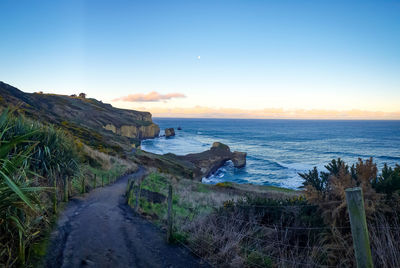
[273,161,325,172]
[143,118,400,190]
[377,155,400,161]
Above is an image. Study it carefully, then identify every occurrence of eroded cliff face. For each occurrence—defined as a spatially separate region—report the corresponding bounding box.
[104,123,160,139]
[134,142,247,181]
[0,81,161,154]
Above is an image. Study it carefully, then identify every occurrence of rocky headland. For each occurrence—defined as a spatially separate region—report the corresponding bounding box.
[0,81,160,154]
[134,142,246,181]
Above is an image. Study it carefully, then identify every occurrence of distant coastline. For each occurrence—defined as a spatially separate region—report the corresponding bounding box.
[143,118,400,189]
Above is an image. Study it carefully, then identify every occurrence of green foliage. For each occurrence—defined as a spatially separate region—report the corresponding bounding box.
[301,157,400,201]
[299,158,349,193]
[169,231,189,244]
[2,111,80,180]
[196,183,210,193]
[245,250,272,268]
[223,195,324,236]
[60,120,124,156]
[139,198,167,222]
[0,110,82,266]
[299,167,325,191]
[140,173,169,194]
[263,185,295,193]
[215,182,234,188]
[1,109,133,266]
[372,164,400,196]
[0,110,47,266]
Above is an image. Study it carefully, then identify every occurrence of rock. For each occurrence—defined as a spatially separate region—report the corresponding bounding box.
[211,142,230,152]
[0,81,161,152]
[165,128,175,138]
[232,151,247,168]
[177,126,182,130]
[178,142,246,180]
[134,142,246,181]
[104,123,160,140]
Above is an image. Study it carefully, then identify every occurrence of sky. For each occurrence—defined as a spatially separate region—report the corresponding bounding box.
[1,0,399,119]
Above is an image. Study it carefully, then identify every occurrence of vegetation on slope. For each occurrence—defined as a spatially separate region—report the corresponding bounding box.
[0,81,160,157]
[128,159,400,267]
[126,172,297,267]
[0,110,136,267]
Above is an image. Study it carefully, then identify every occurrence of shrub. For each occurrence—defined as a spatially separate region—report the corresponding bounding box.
[0,110,80,265]
[300,158,400,266]
[0,112,45,266]
[372,164,400,197]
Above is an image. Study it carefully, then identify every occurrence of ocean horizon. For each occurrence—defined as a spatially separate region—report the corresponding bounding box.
[142,118,400,189]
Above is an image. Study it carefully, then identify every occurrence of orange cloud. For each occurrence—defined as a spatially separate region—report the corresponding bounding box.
[131,106,400,120]
[113,91,186,102]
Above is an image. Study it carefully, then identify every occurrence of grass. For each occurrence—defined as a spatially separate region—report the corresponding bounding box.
[140,173,169,194]
[126,171,298,267]
[0,110,137,266]
[127,161,400,267]
[262,185,296,193]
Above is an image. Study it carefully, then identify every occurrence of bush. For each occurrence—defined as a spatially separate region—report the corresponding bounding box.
[372,164,400,197]
[0,110,80,266]
[245,251,272,268]
[1,110,80,180]
[299,158,400,266]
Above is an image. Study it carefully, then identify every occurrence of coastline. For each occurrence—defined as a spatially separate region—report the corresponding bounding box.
[143,118,400,189]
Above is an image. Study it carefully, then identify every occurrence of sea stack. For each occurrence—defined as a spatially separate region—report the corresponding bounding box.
[165,128,175,138]
[231,151,247,168]
[180,142,247,180]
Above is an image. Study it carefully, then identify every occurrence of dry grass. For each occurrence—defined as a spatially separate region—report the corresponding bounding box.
[82,144,137,171]
[130,167,400,267]
[368,215,400,267]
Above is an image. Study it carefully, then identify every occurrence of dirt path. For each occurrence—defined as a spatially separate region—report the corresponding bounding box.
[44,167,208,268]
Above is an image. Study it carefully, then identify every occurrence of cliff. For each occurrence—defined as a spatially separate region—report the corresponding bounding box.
[0,81,160,154]
[134,142,246,180]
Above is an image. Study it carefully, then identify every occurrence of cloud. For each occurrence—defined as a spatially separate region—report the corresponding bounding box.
[127,106,400,120]
[113,91,186,102]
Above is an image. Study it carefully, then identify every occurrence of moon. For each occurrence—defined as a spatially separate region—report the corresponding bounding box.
[197,56,201,60]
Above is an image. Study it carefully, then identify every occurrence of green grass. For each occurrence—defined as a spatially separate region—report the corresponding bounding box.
[127,172,219,227]
[139,198,167,222]
[125,172,303,267]
[0,109,132,266]
[196,183,211,193]
[140,173,169,194]
[244,250,273,268]
[262,185,296,193]
[215,182,234,188]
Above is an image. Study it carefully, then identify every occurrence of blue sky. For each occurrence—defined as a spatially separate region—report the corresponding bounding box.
[1,0,399,118]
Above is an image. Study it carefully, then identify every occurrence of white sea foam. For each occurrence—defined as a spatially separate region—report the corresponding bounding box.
[143,118,400,190]
[277,161,326,172]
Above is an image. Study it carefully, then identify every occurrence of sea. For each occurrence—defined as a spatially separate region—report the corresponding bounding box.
[141,118,400,189]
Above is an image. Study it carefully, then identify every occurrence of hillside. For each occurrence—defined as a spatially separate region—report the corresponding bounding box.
[0,81,160,155]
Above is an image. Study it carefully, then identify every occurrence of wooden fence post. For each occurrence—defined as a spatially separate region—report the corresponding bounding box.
[102,175,104,187]
[126,179,133,204]
[167,184,173,243]
[63,175,68,202]
[53,179,57,213]
[81,176,85,194]
[345,187,373,268]
[135,182,141,212]
[93,174,97,189]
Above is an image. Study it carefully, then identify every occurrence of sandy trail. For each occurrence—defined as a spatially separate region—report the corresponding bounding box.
[45,167,207,268]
